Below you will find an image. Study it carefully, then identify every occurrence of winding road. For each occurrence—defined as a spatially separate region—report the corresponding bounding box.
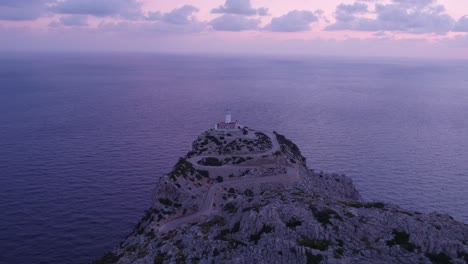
[158,131,300,232]
[187,131,281,166]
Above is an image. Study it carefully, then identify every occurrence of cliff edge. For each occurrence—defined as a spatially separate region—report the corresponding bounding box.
[94,127,468,264]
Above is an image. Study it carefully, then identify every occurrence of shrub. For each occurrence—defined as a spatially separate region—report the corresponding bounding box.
[214,229,230,240]
[426,252,452,264]
[306,252,323,264]
[310,206,342,226]
[216,176,224,183]
[197,170,209,178]
[199,157,223,166]
[92,252,122,264]
[159,198,173,206]
[274,132,304,161]
[334,248,344,259]
[346,201,385,209]
[297,236,333,251]
[222,203,238,214]
[249,224,274,244]
[244,189,254,197]
[386,230,416,252]
[286,218,302,230]
[458,251,468,262]
[231,221,241,233]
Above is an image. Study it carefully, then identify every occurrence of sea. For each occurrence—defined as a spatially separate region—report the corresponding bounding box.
[0,52,467,264]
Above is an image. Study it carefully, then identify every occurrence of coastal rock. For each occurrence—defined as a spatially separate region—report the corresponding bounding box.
[94,128,468,264]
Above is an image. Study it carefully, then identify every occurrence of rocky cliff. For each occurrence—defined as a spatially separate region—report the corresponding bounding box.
[94,128,468,264]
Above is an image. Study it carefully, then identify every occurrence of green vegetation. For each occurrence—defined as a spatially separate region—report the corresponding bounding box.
[249,224,274,244]
[254,132,272,147]
[274,131,306,163]
[168,158,210,181]
[386,229,416,252]
[231,156,253,165]
[231,221,241,233]
[191,256,200,264]
[458,251,468,263]
[216,176,224,183]
[133,208,161,235]
[334,248,344,259]
[206,135,222,146]
[169,158,195,181]
[186,150,197,158]
[213,226,247,249]
[426,252,453,264]
[199,216,227,234]
[297,236,333,251]
[145,229,156,239]
[159,198,173,206]
[346,201,386,209]
[242,203,266,213]
[306,252,323,264]
[197,170,209,179]
[361,236,372,248]
[214,229,231,240]
[154,251,171,264]
[92,252,123,264]
[286,218,302,230]
[243,189,254,197]
[198,157,223,166]
[310,206,343,226]
[222,202,238,214]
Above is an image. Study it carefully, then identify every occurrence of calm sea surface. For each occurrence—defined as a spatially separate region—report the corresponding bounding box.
[1,53,467,264]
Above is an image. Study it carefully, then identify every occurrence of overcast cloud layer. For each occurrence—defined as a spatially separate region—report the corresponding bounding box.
[1,0,466,34]
[0,0,467,57]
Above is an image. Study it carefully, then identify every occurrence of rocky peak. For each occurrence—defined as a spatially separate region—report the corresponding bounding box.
[94,129,468,264]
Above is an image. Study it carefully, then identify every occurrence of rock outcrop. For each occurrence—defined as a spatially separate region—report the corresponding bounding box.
[94,128,468,264]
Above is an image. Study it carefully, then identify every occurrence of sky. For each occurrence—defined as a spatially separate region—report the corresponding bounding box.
[1,0,467,58]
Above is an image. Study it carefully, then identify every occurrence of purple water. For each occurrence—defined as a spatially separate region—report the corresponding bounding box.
[1,53,467,264]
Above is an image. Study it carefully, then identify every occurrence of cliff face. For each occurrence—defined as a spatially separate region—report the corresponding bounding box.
[94,128,468,264]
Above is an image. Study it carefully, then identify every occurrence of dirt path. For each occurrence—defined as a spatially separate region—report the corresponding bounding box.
[159,168,299,232]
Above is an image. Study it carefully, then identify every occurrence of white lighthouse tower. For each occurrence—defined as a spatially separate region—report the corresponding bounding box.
[225,110,232,123]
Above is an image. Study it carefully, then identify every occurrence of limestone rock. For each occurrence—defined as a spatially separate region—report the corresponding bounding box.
[94,128,468,264]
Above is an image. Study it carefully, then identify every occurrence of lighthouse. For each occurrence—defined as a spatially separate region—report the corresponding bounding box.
[215,110,240,131]
[225,110,232,123]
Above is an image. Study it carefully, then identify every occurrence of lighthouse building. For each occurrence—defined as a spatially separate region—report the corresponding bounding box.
[216,111,240,131]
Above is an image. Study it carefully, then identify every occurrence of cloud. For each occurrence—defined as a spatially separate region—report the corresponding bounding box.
[453,16,468,32]
[212,0,268,16]
[146,11,162,21]
[326,0,455,34]
[97,20,205,34]
[337,3,369,14]
[335,3,369,22]
[48,15,88,27]
[97,5,204,34]
[0,0,52,20]
[209,14,259,31]
[51,0,142,19]
[162,5,199,25]
[264,10,319,32]
[59,15,88,26]
[392,0,436,8]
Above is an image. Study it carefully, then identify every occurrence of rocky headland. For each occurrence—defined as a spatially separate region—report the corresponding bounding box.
[95,127,468,264]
